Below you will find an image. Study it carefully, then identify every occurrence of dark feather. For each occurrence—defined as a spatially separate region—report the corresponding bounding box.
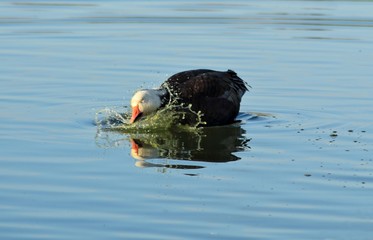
[160,69,248,127]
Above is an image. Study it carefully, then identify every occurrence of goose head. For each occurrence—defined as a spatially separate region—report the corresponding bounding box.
[130,89,164,123]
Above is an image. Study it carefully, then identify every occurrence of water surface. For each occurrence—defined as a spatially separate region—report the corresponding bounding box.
[1,1,372,239]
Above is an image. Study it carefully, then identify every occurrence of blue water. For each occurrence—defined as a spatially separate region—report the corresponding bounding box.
[1,1,372,239]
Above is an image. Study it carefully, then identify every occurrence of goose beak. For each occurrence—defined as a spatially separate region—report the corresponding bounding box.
[130,105,142,123]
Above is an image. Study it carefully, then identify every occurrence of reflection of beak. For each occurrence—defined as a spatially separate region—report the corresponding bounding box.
[130,138,160,161]
[131,139,139,155]
[130,139,143,161]
[130,105,142,123]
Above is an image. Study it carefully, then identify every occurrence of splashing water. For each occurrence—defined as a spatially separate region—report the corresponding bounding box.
[95,102,206,134]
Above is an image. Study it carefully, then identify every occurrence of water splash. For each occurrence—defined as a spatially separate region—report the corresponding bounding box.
[95,102,206,134]
[95,107,128,128]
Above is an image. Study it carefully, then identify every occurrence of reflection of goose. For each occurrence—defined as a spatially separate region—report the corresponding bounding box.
[130,125,250,164]
[130,69,248,126]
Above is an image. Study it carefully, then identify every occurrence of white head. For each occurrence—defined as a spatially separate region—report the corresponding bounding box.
[130,89,162,123]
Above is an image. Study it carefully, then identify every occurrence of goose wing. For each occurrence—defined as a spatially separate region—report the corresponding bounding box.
[167,70,248,126]
[161,69,215,90]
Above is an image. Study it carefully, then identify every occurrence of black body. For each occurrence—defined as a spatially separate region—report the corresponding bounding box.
[160,69,248,127]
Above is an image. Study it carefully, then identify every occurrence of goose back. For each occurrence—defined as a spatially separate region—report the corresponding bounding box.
[161,69,248,126]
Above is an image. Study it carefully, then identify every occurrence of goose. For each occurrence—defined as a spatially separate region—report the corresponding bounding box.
[130,69,248,127]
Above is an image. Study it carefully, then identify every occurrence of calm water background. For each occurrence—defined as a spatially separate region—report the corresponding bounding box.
[1,0,372,239]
